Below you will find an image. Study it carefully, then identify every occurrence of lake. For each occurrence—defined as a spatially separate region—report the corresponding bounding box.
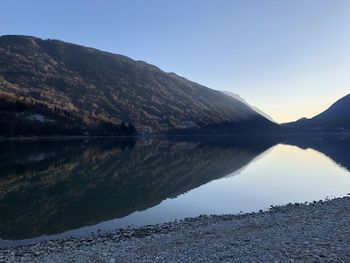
[1,134,350,247]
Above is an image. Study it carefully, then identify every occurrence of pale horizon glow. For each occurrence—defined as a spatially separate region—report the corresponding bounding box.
[1,0,350,123]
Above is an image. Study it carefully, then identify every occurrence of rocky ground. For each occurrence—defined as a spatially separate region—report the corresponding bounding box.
[1,196,350,262]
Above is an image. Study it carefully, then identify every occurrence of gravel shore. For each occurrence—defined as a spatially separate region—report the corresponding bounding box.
[1,196,350,262]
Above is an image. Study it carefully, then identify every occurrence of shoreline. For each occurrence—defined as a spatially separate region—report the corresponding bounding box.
[2,196,350,262]
[1,131,350,141]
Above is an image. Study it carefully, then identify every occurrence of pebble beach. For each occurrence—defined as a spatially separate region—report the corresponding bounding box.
[2,196,350,262]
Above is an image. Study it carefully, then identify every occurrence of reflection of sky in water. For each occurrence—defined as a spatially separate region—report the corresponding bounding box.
[107,144,350,225]
[168,144,350,214]
[2,142,350,247]
[50,144,350,238]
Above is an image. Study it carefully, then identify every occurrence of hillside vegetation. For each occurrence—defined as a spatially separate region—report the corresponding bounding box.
[0,35,276,135]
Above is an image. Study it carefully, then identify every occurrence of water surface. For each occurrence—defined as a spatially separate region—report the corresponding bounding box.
[0,135,350,247]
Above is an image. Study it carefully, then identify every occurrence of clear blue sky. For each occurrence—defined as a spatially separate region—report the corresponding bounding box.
[1,0,349,122]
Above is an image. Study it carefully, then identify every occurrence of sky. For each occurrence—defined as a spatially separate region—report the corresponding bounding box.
[1,0,349,123]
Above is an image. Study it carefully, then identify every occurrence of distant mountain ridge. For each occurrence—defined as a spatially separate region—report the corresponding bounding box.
[284,94,350,132]
[221,91,275,122]
[0,35,277,136]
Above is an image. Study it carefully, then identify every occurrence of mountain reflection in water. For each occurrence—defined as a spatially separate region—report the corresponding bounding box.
[0,135,349,242]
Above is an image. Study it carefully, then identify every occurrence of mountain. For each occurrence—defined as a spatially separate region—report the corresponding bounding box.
[221,91,275,122]
[0,35,277,136]
[284,94,350,132]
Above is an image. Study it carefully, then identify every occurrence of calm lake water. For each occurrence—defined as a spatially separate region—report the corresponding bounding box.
[1,134,350,247]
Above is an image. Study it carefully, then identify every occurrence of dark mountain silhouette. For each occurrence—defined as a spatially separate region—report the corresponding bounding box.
[0,35,277,136]
[284,94,350,132]
[0,136,274,240]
